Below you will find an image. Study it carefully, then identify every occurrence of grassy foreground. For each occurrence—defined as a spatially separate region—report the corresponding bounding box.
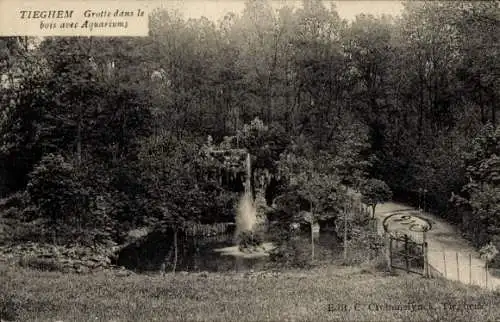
[1,264,500,322]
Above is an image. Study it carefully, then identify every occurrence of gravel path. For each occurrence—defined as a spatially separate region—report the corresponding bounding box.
[374,202,500,291]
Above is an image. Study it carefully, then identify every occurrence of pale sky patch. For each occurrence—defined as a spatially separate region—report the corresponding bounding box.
[153,1,404,22]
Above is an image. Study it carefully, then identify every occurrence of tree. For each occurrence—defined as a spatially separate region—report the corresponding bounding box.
[360,178,392,218]
[275,149,348,260]
[480,241,499,285]
[0,37,51,194]
[233,0,281,123]
[452,123,500,247]
[276,151,346,222]
[342,13,395,126]
[26,153,91,242]
[452,1,499,126]
[238,117,291,173]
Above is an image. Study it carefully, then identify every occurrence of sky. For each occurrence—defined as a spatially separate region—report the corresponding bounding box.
[154,1,404,22]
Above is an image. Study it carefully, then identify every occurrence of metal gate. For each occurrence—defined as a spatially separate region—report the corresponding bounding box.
[388,233,428,276]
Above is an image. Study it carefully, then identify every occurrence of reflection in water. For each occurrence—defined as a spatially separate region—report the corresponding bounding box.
[116,228,342,273]
[185,234,269,272]
[116,229,270,273]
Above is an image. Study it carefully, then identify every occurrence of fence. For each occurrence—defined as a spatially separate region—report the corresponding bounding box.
[183,222,236,237]
[367,210,500,291]
[427,250,500,291]
[428,262,443,278]
[379,218,499,290]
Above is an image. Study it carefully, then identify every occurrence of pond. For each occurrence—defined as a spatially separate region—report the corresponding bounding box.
[114,226,342,273]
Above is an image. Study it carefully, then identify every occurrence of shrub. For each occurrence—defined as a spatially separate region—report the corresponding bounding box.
[359,252,389,274]
[334,205,374,240]
[360,179,393,217]
[18,256,64,272]
[269,236,311,268]
[0,191,32,223]
[0,191,29,211]
[268,225,314,268]
[344,229,386,265]
[237,231,263,252]
[3,220,50,244]
[26,153,91,226]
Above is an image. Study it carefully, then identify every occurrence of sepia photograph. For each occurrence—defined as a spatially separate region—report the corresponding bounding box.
[0,0,499,321]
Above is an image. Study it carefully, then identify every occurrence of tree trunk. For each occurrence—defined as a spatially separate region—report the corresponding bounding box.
[343,206,347,261]
[172,229,178,273]
[492,100,497,126]
[75,82,83,166]
[372,205,376,219]
[76,111,82,166]
[479,88,486,124]
[310,199,314,261]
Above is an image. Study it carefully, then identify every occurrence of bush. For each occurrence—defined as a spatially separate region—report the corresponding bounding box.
[2,220,49,244]
[0,191,31,221]
[237,231,263,252]
[359,252,389,275]
[334,210,372,240]
[269,236,311,268]
[360,179,393,216]
[18,256,64,272]
[268,225,314,268]
[26,154,91,226]
[0,191,28,210]
[344,229,386,265]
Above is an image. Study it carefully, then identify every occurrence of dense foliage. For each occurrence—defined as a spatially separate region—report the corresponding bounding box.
[0,1,498,260]
[360,179,393,218]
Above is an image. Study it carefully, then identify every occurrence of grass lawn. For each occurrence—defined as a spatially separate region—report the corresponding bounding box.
[1,263,500,322]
